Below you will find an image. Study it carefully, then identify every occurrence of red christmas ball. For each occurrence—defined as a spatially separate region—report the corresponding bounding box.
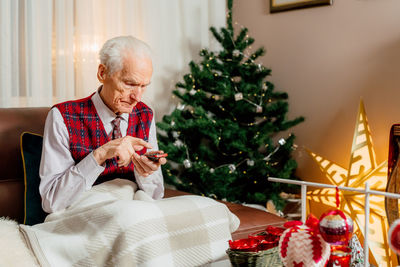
[319,210,354,245]
[389,218,400,254]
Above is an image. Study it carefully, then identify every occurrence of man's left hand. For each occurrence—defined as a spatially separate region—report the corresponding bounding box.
[131,151,167,177]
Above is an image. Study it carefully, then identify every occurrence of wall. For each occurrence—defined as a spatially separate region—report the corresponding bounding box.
[233,0,400,181]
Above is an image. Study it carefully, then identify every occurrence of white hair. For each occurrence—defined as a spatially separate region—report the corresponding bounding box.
[99,36,152,75]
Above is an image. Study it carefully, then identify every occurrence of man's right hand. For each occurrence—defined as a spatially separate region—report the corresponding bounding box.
[93,136,152,167]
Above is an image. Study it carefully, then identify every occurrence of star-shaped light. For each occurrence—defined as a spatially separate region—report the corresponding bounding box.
[306,100,397,266]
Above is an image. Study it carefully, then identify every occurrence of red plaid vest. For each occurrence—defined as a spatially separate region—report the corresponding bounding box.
[54,93,153,184]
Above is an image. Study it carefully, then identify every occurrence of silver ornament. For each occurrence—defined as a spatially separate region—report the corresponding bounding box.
[233,49,240,57]
[262,84,268,91]
[177,103,185,110]
[234,93,243,101]
[257,64,263,71]
[214,70,222,76]
[255,105,263,113]
[189,89,197,95]
[247,159,255,166]
[210,168,215,173]
[172,131,179,138]
[232,76,241,83]
[171,121,175,126]
[278,138,286,146]
[174,140,183,147]
[228,164,236,172]
[183,159,192,168]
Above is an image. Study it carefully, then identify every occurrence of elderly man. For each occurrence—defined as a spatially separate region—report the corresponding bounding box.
[39,36,166,213]
[24,36,238,267]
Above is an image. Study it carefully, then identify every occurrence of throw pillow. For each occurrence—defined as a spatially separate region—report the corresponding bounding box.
[20,132,48,225]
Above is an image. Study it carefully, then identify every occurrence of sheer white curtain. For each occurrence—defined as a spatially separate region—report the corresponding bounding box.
[0,0,226,118]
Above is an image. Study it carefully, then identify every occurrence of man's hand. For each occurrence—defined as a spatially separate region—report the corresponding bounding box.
[131,150,167,177]
[93,136,152,166]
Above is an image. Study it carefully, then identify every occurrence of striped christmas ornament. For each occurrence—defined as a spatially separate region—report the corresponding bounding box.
[279,223,330,267]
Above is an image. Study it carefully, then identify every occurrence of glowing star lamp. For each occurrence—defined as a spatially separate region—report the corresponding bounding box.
[304,100,396,266]
[268,177,400,267]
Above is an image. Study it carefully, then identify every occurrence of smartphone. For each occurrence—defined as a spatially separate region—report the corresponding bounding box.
[145,151,168,162]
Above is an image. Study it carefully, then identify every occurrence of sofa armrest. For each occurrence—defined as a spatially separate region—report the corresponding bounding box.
[0,179,24,222]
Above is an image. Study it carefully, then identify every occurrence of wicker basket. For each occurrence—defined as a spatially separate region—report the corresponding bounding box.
[226,246,282,267]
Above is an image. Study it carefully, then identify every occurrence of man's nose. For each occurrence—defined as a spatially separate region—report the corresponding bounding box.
[130,87,144,102]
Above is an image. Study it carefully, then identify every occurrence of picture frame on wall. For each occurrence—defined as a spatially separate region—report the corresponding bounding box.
[270,0,333,13]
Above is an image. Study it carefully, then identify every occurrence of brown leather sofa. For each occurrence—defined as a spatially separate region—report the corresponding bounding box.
[0,107,285,240]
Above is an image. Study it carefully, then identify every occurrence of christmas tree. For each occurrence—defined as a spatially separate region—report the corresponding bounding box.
[156,0,304,207]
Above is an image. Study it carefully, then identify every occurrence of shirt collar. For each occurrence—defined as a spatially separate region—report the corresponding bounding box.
[91,86,129,124]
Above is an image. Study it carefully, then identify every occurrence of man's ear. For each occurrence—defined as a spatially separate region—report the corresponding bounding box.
[97,64,107,83]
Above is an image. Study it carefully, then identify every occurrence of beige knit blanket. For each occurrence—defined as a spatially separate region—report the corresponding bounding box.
[20,179,239,267]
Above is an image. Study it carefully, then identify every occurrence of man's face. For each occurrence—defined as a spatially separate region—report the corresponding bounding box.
[98,53,153,114]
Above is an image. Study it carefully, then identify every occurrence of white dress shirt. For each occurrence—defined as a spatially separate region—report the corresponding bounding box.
[39,91,164,213]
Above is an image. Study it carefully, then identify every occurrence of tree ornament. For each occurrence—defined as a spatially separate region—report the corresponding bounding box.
[228,164,236,172]
[171,121,175,126]
[232,49,240,57]
[206,111,214,119]
[231,76,241,83]
[234,93,243,101]
[278,138,286,146]
[279,222,330,267]
[177,103,185,110]
[214,70,222,76]
[174,139,184,147]
[262,83,268,91]
[255,105,263,113]
[209,168,215,173]
[257,64,263,71]
[388,218,400,255]
[319,210,354,245]
[246,159,255,166]
[183,159,192,168]
[172,131,179,138]
[189,89,197,95]
[328,246,352,267]
[349,235,365,266]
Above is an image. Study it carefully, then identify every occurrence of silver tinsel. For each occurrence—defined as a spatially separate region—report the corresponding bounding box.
[234,93,243,101]
[264,138,286,161]
[183,159,192,168]
[228,164,236,172]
